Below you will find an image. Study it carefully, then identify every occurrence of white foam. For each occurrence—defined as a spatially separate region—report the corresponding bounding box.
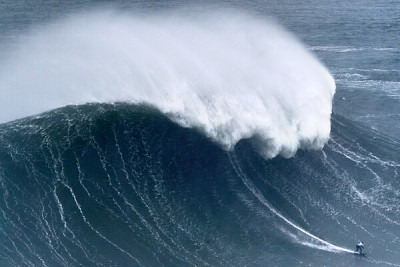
[0,10,335,158]
[309,46,364,53]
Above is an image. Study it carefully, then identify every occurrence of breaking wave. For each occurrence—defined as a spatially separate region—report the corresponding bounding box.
[0,10,335,158]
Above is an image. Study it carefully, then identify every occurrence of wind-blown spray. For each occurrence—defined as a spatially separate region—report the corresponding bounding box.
[0,10,335,158]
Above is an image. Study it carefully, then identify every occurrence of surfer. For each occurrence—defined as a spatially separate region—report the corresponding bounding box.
[355,241,364,253]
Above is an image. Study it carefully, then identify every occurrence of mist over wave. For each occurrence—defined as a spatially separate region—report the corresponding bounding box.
[0,10,335,158]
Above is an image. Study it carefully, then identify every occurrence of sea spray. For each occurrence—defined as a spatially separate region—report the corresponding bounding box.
[0,10,335,158]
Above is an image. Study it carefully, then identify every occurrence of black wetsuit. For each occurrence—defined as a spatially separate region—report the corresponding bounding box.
[355,243,364,253]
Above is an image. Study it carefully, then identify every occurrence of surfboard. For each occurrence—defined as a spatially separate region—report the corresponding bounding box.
[353,252,367,257]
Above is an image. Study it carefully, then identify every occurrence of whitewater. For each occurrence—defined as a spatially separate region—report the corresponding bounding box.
[0,11,335,158]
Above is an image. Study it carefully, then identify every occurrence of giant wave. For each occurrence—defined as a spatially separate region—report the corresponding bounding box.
[0,104,399,266]
[0,11,335,158]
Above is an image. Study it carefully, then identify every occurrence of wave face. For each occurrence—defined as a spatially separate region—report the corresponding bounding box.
[0,11,335,158]
[0,104,399,266]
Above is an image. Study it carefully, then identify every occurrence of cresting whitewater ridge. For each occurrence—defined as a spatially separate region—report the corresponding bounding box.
[0,12,335,158]
[0,2,399,267]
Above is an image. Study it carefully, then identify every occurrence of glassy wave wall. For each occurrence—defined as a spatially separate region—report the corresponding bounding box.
[0,104,399,266]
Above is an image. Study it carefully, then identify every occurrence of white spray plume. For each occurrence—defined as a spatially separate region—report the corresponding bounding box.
[0,10,335,158]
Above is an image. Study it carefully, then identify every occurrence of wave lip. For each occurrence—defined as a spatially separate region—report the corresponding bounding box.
[0,10,335,158]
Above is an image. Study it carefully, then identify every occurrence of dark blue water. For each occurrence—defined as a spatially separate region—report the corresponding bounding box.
[0,1,399,266]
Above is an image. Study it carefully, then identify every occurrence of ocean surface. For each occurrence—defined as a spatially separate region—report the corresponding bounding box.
[0,1,399,266]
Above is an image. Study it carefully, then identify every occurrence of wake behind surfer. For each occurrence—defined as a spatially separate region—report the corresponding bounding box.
[355,241,364,253]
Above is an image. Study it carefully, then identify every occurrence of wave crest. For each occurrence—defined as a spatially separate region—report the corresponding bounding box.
[0,10,335,158]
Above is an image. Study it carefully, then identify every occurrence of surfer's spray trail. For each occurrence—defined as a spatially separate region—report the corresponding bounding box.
[0,11,335,158]
[228,152,354,254]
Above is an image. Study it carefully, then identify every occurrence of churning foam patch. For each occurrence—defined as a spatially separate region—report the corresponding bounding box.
[0,10,335,158]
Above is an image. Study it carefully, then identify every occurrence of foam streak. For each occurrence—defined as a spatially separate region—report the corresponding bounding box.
[229,152,353,254]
